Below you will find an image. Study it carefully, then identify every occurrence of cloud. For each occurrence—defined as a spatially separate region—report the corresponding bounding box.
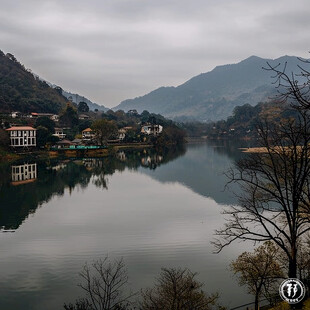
[0,0,309,107]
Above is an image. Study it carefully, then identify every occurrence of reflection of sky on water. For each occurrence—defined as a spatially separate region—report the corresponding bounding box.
[0,143,253,309]
[140,143,242,205]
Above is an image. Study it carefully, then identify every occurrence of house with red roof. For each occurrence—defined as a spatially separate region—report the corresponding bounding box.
[82,128,95,141]
[6,126,37,147]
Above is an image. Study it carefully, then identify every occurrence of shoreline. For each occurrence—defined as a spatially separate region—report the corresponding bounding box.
[0,142,164,162]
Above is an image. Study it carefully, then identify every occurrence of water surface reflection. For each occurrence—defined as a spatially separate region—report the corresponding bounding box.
[0,143,252,309]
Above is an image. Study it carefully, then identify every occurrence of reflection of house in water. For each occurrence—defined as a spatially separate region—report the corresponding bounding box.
[117,151,126,161]
[83,158,103,170]
[11,163,37,185]
[47,162,67,171]
[141,155,163,169]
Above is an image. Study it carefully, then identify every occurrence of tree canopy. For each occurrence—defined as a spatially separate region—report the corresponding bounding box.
[0,51,67,113]
[214,56,310,285]
[91,119,118,145]
[59,104,79,127]
[141,267,222,310]
[34,116,55,134]
[78,101,89,113]
[231,242,283,309]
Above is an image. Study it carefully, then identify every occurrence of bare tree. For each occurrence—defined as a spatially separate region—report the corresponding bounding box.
[64,257,136,310]
[213,112,310,279]
[264,57,310,111]
[231,241,284,310]
[140,267,222,310]
[297,237,310,294]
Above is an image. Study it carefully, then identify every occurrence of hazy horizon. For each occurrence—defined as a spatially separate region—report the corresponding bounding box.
[1,0,309,108]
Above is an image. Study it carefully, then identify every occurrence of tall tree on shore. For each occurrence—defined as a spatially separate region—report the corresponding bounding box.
[231,241,284,310]
[91,119,118,145]
[214,56,310,282]
[264,57,310,111]
[141,267,222,310]
[214,113,310,279]
[59,103,79,127]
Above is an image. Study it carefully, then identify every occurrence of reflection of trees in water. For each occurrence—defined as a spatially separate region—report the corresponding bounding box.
[0,160,93,230]
[205,139,254,162]
[0,146,186,231]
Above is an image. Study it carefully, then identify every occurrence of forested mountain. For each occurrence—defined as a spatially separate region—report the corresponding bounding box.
[0,51,68,113]
[185,101,299,139]
[115,56,302,122]
[61,90,108,112]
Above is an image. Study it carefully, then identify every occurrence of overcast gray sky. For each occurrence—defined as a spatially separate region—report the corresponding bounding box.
[0,0,309,108]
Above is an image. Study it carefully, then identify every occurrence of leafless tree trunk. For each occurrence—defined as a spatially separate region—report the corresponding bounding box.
[140,267,221,310]
[214,112,310,279]
[264,57,310,111]
[65,256,136,310]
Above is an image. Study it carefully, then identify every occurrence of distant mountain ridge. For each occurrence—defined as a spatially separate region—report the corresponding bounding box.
[35,77,108,112]
[0,50,108,114]
[114,55,303,121]
[0,51,68,113]
[61,90,108,112]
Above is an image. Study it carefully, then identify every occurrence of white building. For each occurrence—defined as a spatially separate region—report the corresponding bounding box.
[118,129,126,140]
[11,163,37,185]
[11,111,21,118]
[82,128,95,141]
[6,126,37,147]
[29,112,59,121]
[53,128,66,139]
[141,124,163,136]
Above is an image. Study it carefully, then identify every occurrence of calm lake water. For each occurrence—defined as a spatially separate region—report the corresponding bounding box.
[0,141,255,309]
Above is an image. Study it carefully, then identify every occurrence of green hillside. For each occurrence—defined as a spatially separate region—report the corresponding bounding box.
[183,101,300,139]
[115,56,303,122]
[0,50,67,113]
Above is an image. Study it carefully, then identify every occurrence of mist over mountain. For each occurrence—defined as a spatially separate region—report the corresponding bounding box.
[114,56,302,122]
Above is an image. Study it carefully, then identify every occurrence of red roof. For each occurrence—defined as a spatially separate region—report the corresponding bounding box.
[82,128,93,132]
[6,126,36,131]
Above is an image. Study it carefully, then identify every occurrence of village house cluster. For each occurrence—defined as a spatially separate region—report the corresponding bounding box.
[3,110,164,149]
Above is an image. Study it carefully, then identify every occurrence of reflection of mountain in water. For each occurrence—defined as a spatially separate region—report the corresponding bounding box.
[0,143,242,231]
[0,147,186,231]
[139,142,243,205]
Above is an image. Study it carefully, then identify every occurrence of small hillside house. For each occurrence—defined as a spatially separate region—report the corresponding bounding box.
[141,124,163,136]
[29,112,59,121]
[6,126,37,147]
[11,111,21,118]
[79,114,90,120]
[82,128,95,141]
[53,128,66,139]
